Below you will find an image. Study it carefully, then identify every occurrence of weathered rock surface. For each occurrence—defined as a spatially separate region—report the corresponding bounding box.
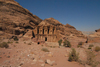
[0,0,42,38]
[95,29,100,32]
[45,59,56,66]
[42,18,85,38]
[86,29,100,43]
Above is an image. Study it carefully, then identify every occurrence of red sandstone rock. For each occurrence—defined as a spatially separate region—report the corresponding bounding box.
[0,0,42,37]
[95,29,100,32]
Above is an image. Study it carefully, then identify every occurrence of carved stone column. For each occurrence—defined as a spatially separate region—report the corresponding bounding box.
[49,26,53,34]
[44,26,48,34]
[54,27,56,34]
[39,26,43,34]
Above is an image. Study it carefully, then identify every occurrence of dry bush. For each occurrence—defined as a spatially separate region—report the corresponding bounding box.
[7,41,13,44]
[88,44,94,49]
[28,43,31,45]
[41,48,50,52]
[86,51,99,67]
[15,41,19,43]
[13,36,19,41]
[95,46,100,52]
[68,48,79,62]
[0,42,9,48]
[78,50,99,67]
[77,42,83,48]
[63,40,71,47]
[89,44,94,47]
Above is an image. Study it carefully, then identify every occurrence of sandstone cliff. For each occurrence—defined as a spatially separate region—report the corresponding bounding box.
[40,18,85,38]
[0,0,42,38]
[0,0,85,40]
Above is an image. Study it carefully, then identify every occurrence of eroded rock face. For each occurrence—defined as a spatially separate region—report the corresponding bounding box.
[0,0,42,37]
[95,29,100,32]
[86,29,100,43]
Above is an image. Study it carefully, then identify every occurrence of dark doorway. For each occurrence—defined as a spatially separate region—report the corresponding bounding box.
[45,37,47,41]
[32,31,35,38]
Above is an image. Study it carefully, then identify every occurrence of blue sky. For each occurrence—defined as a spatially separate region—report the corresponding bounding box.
[15,0,100,31]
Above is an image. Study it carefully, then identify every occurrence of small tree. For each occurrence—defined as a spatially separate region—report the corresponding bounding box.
[63,40,71,47]
[58,39,62,46]
[68,48,79,61]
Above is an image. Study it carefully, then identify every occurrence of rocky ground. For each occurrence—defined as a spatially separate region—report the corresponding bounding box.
[0,37,100,67]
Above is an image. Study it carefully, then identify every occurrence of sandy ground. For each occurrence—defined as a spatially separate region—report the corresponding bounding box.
[0,38,100,67]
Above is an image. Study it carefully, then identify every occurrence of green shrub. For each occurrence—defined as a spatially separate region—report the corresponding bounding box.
[58,39,62,46]
[0,42,9,48]
[63,40,71,47]
[14,36,19,41]
[77,42,83,48]
[41,48,49,52]
[95,46,100,52]
[68,48,79,62]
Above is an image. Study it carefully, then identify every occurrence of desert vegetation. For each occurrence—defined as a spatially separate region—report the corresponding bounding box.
[77,42,83,48]
[68,48,79,61]
[13,36,19,41]
[41,48,50,52]
[95,46,100,52]
[86,50,99,67]
[63,40,71,47]
[0,42,9,48]
[28,43,31,45]
[58,39,62,46]
[88,44,94,49]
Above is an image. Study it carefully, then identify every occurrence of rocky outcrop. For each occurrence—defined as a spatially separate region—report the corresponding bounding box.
[86,29,100,43]
[0,0,42,37]
[65,24,75,29]
[44,18,62,26]
[95,29,100,32]
[41,18,85,38]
